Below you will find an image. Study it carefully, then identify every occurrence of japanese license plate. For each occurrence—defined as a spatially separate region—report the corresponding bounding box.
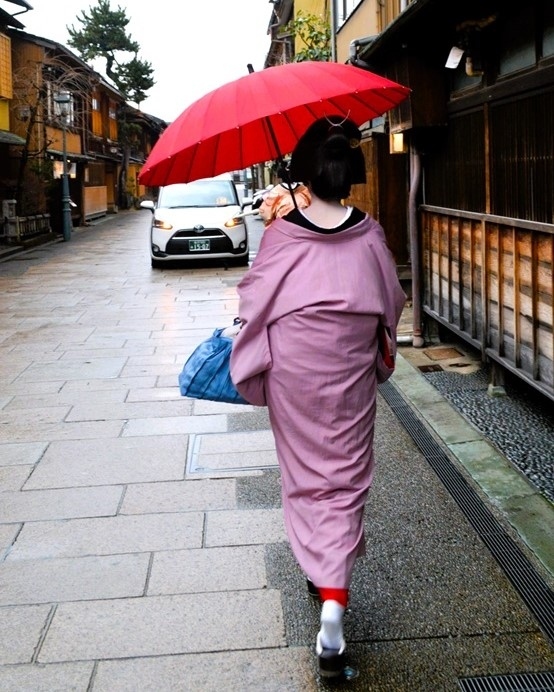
[189,239,210,252]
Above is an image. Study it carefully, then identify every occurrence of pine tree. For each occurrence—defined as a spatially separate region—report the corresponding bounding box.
[67,0,154,107]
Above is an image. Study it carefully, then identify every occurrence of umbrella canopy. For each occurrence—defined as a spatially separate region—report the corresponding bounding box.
[139,61,410,187]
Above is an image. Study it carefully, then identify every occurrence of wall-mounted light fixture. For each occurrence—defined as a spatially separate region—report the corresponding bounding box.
[389,132,407,154]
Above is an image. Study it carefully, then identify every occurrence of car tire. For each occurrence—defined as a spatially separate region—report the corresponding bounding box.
[235,253,250,267]
[151,258,164,269]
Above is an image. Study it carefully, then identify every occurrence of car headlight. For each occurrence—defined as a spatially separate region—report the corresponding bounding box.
[153,218,173,230]
[224,216,245,229]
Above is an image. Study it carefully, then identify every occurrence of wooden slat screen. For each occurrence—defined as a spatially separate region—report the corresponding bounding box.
[422,206,553,401]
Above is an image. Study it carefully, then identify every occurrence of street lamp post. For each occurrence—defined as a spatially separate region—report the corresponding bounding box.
[54,91,73,242]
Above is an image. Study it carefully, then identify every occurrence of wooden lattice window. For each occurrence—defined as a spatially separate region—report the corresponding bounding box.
[490,92,554,224]
[422,111,486,213]
[0,32,12,100]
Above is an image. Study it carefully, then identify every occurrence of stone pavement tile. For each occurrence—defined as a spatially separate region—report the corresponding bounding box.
[0,605,51,664]
[0,419,124,444]
[124,353,179,367]
[148,545,267,595]
[60,376,156,392]
[0,324,16,335]
[502,494,554,576]
[13,357,126,383]
[200,430,276,454]
[157,374,187,388]
[0,486,123,522]
[3,388,127,410]
[0,465,31,491]
[185,315,240,329]
[104,318,168,331]
[0,347,59,362]
[392,354,447,403]
[206,509,286,547]
[13,316,83,329]
[125,338,177,353]
[0,361,40,383]
[419,399,485,445]
[60,345,155,360]
[23,436,188,489]
[0,442,47,466]
[189,448,278,475]
[93,647,317,692]
[125,386,181,402]
[0,406,70,426]
[0,662,93,692]
[1,380,64,396]
[187,430,278,474]
[66,400,193,422]
[118,363,179,378]
[143,335,207,350]
[0,524,20,549]
[450,439,538,500]
[0,396,12,409]
[123,415,226,437]
[0,524,20,560]
[0,326,94,346]
[120,478,236,514]
[0,553,149,605]
[38,591,286,662]
[79,307,156,321]
[70,335,127,348]
[192,399,256,414]
[7,512,204,560]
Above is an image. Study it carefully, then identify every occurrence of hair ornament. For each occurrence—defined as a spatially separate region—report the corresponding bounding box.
[324,112,351,131]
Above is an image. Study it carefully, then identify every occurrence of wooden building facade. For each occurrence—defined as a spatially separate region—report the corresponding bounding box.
[346,0,553,401]
[1,17,167,244]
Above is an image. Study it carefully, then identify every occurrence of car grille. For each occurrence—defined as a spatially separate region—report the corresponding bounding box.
[172,228,226,239]
[165,232,235,256]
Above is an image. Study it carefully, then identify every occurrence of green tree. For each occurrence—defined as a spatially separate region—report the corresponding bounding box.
[67,0,156,209]
[67,0,154,107]
[282,10,331,62]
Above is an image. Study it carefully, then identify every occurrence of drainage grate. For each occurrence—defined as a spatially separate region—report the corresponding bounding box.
[458,671,554,691]
[379,380,554,645]
[418,363,444,372]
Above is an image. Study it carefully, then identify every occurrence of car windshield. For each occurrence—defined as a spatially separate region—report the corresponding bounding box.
[159,180,239,208]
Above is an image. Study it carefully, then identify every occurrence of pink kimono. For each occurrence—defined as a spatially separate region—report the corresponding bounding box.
[230,214,406,589]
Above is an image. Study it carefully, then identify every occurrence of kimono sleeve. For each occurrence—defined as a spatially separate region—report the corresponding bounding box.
[370,223,407,371]
[229,245,284,407]
[230,323,271,407]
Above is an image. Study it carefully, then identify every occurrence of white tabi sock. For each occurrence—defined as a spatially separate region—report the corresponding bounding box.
[317,599,346,652]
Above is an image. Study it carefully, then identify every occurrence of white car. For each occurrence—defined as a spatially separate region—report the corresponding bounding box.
[140,176,250,269]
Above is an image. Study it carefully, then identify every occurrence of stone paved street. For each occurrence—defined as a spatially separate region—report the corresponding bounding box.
[0,211,552,691]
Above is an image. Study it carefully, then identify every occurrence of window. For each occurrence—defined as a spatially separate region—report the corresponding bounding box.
[498,7,536,75]
[423,111,485,213]
[0,32,12,99]
[490,93,554,224]
[335,0,362,28]
[543,1,554,58]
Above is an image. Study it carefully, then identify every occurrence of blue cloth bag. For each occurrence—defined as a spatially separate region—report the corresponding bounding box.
[178,328,248,404]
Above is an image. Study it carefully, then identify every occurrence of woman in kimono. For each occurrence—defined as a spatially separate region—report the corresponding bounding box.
[230,115,406,678]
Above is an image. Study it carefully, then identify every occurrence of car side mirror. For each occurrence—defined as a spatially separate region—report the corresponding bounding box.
[140,200,155,212]
[241,197,253,208]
